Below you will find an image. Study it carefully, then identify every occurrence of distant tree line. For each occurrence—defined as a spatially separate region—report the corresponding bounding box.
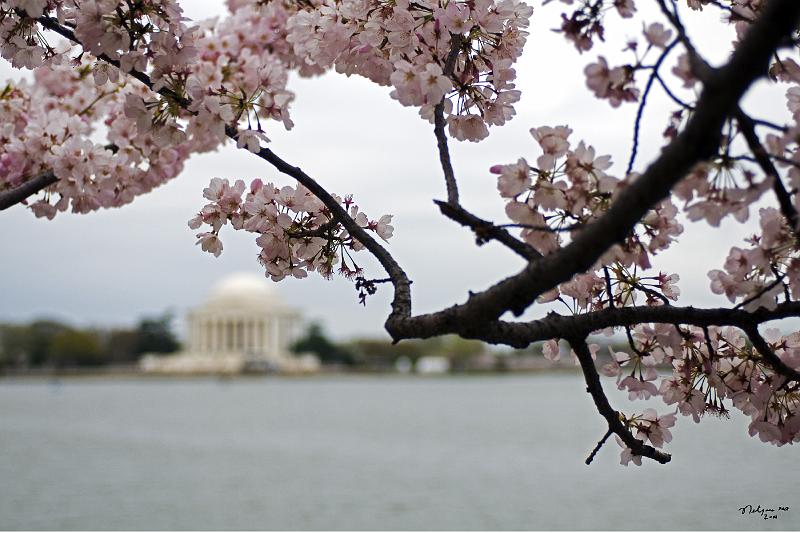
[0,313,180,370]
[290,323,629,372]
[291,322,487,370]
[0,316,630,374]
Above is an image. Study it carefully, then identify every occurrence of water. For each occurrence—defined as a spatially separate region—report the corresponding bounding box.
[0,374,797,530]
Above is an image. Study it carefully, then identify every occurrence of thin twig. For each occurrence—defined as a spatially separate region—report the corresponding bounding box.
[627,39,679,175]
[733,275,786,310]
[742,324,800,383]
[654,73,694,110]
[735,108,800,240]
[702,325,716,360]
[730,153,800,169]
[433,33,465,206]
[585,427,613,465]
[629,281,671,306]
[656,0,713,80]
[603,266,615,308]
[496,221,584,233]
[435,200,541,261]
[285,219,339,239]
[750,117,788,132]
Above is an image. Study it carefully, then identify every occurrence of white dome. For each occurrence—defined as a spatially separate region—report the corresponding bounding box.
[205,272,283,310]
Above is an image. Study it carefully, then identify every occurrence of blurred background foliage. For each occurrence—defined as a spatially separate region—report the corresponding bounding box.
[0,313,180,370]
[1,317,629,374]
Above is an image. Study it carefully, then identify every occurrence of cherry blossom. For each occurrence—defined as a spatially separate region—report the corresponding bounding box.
[189,178,394,282]
[1,0,800,467]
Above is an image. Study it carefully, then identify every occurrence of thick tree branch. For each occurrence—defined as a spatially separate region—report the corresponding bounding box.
[462,301,800,349]
[569,337,672,464]
[386,0,800,340]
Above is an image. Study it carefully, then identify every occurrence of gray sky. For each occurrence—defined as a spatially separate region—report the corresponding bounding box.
[0,2,787,341]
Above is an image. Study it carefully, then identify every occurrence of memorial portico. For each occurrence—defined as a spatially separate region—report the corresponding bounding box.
[186,272,302,359]
[140,272,308,374]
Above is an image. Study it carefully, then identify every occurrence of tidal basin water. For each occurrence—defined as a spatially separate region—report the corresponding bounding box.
[1,374,797,530]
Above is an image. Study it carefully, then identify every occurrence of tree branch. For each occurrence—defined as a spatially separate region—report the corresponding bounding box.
[0,15,193,208]
[627,39,679,175]
[36,15,191,107]
[733,274,786,310]
[0,143,117,212]
[0,172,57,211]
[569,337,672,465]
[386,0,800,340]
[655,0,713,80]
[285,218,339,239]
[464,301,800,349]
[654,72,694,110]
[25,14,414,322]
[735,108,800,241]
[248,136,413,322]
[434,33,464,206]
[741,323,800,384]
[435,200,541,261]
[16,4,800,366]
[429,33,541,262]
[585,427,613,465]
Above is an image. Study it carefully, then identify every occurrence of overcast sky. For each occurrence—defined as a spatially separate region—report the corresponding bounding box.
[1,2,789,341]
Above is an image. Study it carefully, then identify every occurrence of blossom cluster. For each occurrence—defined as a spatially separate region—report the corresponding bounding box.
[674,160,772,228]
[0,0,535,223]
[615,408,677,466]
[601,324,800,464]
[708,207,800,310]
[541,336,681,465]
[189,177,394,281]
[0,63,192,218]
[1,0,193,75]
[491,118,800,463]
[282,0,533,141]
[0,0,296,217]
[491,124,683,311]
[2,0,800,468]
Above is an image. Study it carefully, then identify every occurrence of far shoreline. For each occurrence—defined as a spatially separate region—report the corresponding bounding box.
[0,366,586,382]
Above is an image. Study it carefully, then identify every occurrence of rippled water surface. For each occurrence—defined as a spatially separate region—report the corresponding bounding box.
[1,374,797,530]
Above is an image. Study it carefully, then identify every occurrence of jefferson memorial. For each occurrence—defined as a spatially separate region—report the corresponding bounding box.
[140,272,318,374]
